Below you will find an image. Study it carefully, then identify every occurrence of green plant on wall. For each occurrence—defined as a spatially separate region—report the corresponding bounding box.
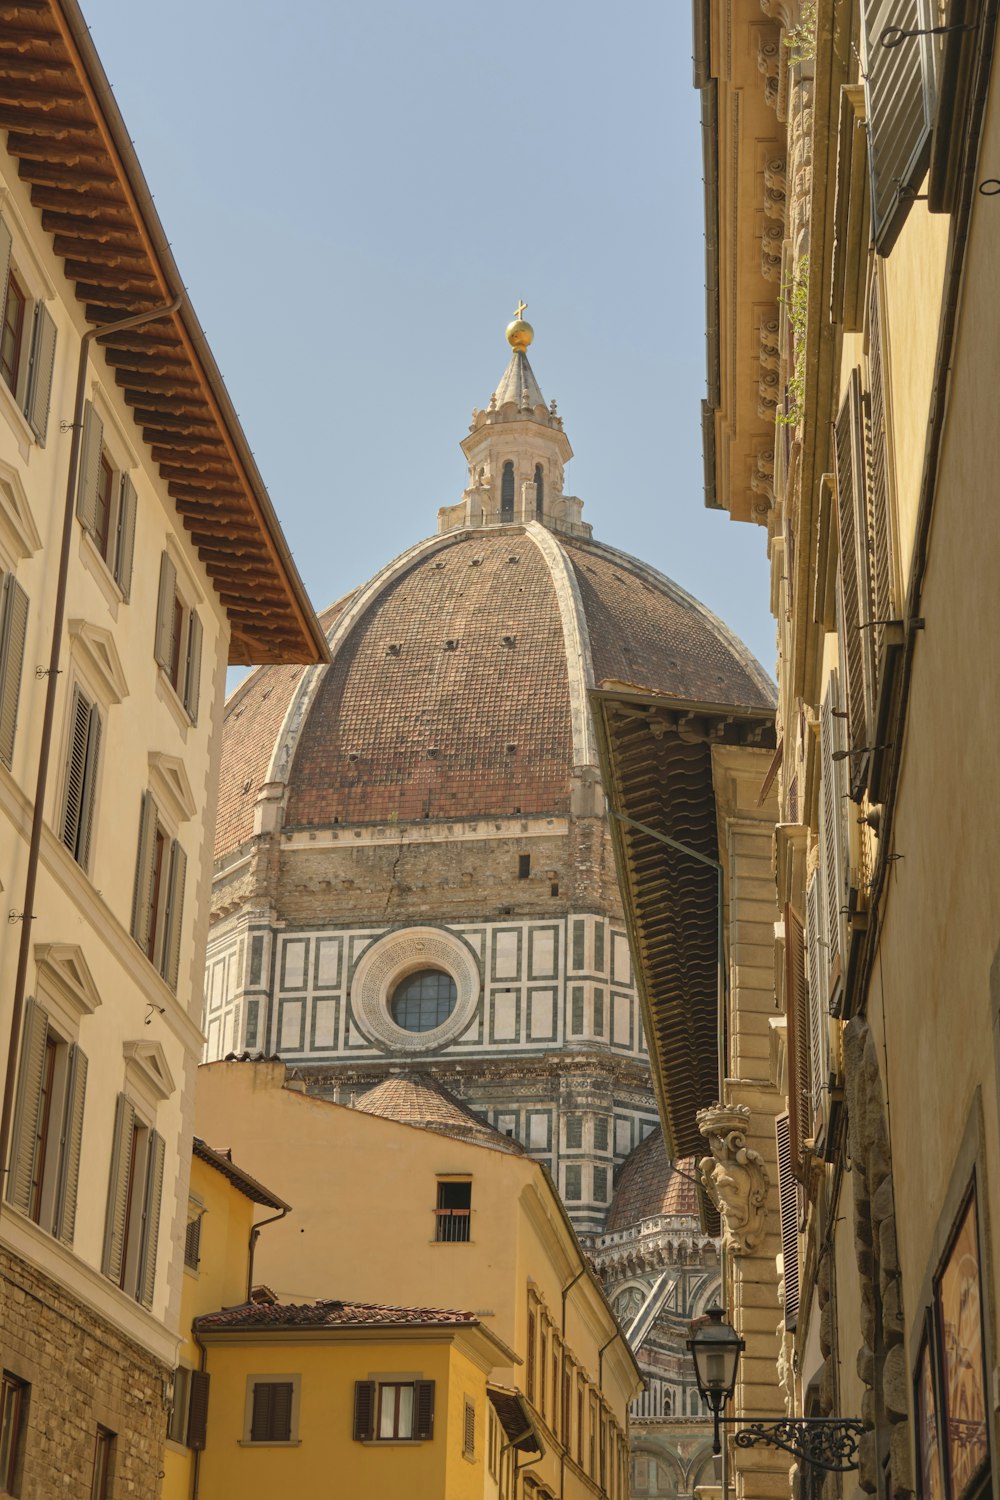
[777,254,809,429]
[785,0,818,65]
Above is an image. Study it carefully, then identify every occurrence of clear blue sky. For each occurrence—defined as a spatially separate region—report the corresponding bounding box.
[82,0,775,681]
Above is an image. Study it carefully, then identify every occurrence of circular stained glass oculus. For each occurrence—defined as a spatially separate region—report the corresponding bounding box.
[390,969,458,1033]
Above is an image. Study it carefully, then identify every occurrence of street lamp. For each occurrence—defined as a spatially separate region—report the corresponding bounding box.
[688,1307,864,1474]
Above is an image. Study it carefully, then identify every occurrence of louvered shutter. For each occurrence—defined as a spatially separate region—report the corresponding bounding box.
[131,792,159,948]
[77,402,103,537]
[819,677,848,995]
[7,996,48,1213]
[53,1042,87,1244]
[834,370,875,797]
[24,303,56,444]
[187,1371,210,1450]
[167,1367,191,1444]
[863,0,936,253]
[184,612,202,723]
[62,687,92,857]
[252,1381,293,1442]
[464,1399,475,1456]
[115,475,137,601]
[0,573,28,770]
[413,1380,435,1440]
[0,215,11,320]
[76,701,101,871]
[138,1129,165,1308]
[775,1114,800,1330]
[163,839,187,991]
[784,904,811,1178]
[154,553,177,670]
[103,1092,136,1283]
[353,1380,376,1441]
[865,267,896,689]
[805,872,827,1119]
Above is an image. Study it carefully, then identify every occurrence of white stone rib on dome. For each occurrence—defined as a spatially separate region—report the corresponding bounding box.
[524,520,597,769]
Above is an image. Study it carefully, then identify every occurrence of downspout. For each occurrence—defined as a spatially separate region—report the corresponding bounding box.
[190,1325,207,1500]
[246,1205,289,1302]
[0,294,182,1216]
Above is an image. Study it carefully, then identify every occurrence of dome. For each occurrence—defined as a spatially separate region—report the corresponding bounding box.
[605,1129,700,1232]
[215,525,773,859]
[352,1071,524,1154]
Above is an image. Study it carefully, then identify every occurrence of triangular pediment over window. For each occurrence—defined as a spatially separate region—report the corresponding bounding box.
[123,1039,176,1102]
[0,458,42,569]
[34,943,102,1019]
[148,751,198,824]
[67,618,129,706]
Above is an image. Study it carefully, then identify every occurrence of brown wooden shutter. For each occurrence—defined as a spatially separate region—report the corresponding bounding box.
[184,1213,202,1269]
[187,1370,210,1450]
[463,1399,475,1456]
[775,1113,800,1330]
[784,903,811,1178]
[115,475,137,601]
[526,1308,536,1401]
[54,1042,87,1245]
[77,402,103,537]
[102,1092,136,1283]
[138,1128,165,1308]
[413,1380,435,1441]
[863,0,935,253]
[154,553,177,670]
[252,1381,293,1441]
[0,573,28,770]
[7,995,48,1213]
[24,303,56,444]
[131,792,159,948]
[353,1380,376,1441]
[865,266,897,688]
[163,839,187,991]
[184,611,202,723]
[0,214,11,317]
[834,370,874,797]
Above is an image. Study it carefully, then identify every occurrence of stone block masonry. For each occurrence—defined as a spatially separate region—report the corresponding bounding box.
[0,1248,168,1497]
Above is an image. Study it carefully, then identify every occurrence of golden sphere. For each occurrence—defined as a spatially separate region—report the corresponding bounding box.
[506,318,534,352]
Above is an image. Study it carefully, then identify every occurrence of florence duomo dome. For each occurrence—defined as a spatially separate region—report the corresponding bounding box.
[205,314,772,1475]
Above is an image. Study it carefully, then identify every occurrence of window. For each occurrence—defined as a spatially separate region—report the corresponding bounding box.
[518,853,531,879]
[565,1165,582,1201]
[91,1428,114,1500]
[76,403,137,600]
[353,1379,434,1441]
[6,996,87,1244]
[593,1115,609,1152]
[101,1093,165,1308]
[534,463,544,516]
[462,1398,475,1459]
[251,1381,293,1442]
[0,216,56,442]
[570,988,584,1034]
[154,553,202,722]
[862,0,936,253]
[61,686,102,870]
[0,1372,27,1495]
[184,1211,203,1270]
[501,460,515,520]
[565,1115,583,1150]
[167,1367,209,1450]
[0,572,28,770]
[435,1178,471,1242]
[392,969,457,1032]
[593,1166,608,1202]
[131,791,187,991]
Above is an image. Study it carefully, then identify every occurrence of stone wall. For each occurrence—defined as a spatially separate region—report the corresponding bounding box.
[0,1248,169,1498]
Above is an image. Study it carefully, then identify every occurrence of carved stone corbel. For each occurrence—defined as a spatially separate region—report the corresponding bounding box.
[757,35,781,112]
[697,1102,771,1255]
[751,447,776,516]
[764,157,787,222]
[761,218,785,282]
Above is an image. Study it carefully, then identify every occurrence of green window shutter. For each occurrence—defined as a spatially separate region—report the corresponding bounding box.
[413,1381,435,1441]
[7,995,48,1214]
[863,0,936,253]
[138,1129,165,1308]
[130,791,159,948]
[24,302,56,444]
[77,401,103,537]
[76,700,102,871]
[187,1370,210,1450]
[0,573,29,770]
[115,475,137,601]
[53,1042,87,1245]
[0,214,11,321]
[353,1381,375,1441]
[102,1091,136,1283]
[154,553,177,670]
[162,839,187,991]
[184,611,202,723]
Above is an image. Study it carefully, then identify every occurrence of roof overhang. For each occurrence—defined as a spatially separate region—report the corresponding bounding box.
[193,1138,289,1211]
[590,686,776,1160]
[0,0,329,666]
[487,1385,545,1456]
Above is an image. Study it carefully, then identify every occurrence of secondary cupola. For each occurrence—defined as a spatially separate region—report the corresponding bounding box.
[438,305,589,537]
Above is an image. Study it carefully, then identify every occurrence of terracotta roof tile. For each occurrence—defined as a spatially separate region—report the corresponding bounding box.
[195,1299,478,1332]
[605,1129,700,1231]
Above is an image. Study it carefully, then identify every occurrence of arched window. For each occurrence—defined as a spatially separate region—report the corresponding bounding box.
[534,463,544,517]
[501,461,515,520]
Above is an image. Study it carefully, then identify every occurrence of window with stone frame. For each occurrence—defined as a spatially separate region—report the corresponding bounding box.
[101,1093,165,1308]
[76,401,137,600]
[0,1371,28,1495]
[130,790,187,992]
[6,996,87,1244]
[167,1367,209,1450]
[61,684,102,871]
[353,1379,435,1442]
[154,551,203,724]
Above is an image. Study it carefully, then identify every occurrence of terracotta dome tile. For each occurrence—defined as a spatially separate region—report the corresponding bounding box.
[605,1128,700,1231]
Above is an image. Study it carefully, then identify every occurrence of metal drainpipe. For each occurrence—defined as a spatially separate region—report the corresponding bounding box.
[0,294,182,1218]
[246,1205,289,1302]
[190,1325,207,1500]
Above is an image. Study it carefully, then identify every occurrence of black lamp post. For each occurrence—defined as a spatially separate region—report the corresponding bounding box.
[688,1307,864,1474]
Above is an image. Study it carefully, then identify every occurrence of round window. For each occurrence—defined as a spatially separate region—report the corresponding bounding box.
[390,969,458,1033]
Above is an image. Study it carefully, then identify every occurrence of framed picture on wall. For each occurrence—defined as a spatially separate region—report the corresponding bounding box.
[914,1309,945,1500]
[935,1187,989,1500]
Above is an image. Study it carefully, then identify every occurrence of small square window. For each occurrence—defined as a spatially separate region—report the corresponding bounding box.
[435,1179,471,1242]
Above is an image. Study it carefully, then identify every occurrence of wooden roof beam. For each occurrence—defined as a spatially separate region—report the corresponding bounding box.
[0,78,83,106]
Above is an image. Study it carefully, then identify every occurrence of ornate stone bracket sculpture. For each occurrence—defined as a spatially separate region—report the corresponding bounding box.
[697,1103,771,1254]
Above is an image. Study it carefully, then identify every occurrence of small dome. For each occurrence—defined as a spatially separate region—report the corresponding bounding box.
[605,1129,700,1232]
[353,1072,524,1154]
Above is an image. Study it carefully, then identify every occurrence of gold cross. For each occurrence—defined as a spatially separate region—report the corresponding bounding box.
[514,299,527,321]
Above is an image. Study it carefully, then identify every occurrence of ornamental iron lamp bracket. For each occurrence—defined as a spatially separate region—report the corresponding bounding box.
[720,1416,864,1473]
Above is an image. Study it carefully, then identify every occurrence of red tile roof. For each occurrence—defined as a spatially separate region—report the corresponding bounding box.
[195,1299,479,1332]
[605,1129,701,1232]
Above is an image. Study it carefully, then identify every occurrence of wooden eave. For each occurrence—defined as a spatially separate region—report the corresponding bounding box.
[0,0,329,667]
[590,687,776,1159]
